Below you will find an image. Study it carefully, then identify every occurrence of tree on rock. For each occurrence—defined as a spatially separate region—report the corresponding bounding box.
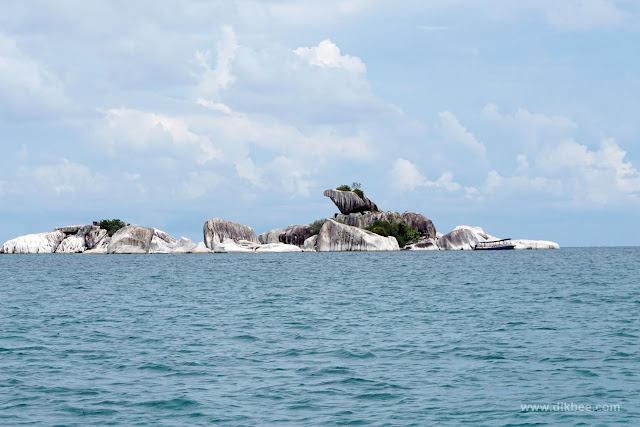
[99,219,127,237]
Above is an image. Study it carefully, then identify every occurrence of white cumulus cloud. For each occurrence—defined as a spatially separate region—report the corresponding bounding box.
[295,39,366,73]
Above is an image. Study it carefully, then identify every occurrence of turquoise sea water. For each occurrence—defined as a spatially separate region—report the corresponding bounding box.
[1,248,639,425]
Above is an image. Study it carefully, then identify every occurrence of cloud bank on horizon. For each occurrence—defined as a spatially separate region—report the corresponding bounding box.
[0,0,639,246]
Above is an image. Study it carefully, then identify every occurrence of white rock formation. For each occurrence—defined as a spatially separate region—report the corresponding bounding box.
[188,242,212,253]
[302,235,318,251]
[213,239,258,253]
[439,225,559,250]
[149,229,178,254]
[438,226,490,250]
[255,243,303,253]
[316,219,399,252]
[511,239,560,250]
[1,231,65,254]
[55,234,87,253]
[204,218,258,250]
[170,237,197,253]
[404,238,440,251]
[107,225,154,254]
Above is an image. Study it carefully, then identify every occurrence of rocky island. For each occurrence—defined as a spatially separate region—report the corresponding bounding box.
[0,186,559,254]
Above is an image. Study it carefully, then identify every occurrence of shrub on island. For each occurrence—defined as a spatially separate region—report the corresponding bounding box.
[99,219,127,237]
[366,219,420,248]
[309,219,327,236]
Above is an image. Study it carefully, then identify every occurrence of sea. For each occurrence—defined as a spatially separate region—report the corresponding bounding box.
[1,248,638,425]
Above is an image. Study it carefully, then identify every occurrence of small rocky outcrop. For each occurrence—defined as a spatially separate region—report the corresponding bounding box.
[302,235,318,251]
[404,238,440,251]
[279,225,312,247]
[203,218,258,250]
[316,219,399,252]
[335,211,402,229]
[401,212,437,239]
[212,238,301,253]
[511,239,560,250]
[323,189,379,214]
[258,228,285,244]
[107,225,155,254]
[1,230,65,254]
[256,243,302,253]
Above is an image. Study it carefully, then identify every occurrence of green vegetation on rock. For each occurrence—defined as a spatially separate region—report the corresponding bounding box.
[309,218,327,236]
[99,219,127,237]
[336,184,351,191]
[366,219,420,247]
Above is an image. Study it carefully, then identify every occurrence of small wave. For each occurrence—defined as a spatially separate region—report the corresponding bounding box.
[136,397,201,410]
[332,349,376,359]
[233,335,258,341]
[355,393,400,401]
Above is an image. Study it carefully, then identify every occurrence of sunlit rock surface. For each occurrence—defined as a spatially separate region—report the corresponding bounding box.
[107,225,154,254]
[204,218,258,250]
[255,243,303,253]
[323,189,379,214]
[149,229,178,254]
[438,228,482,251]
[55,234,87,253]
[511,239,560,250]
[404,238,440,251]
[302,235,318,252]
[316,219,399,252]
[1,231,65,254]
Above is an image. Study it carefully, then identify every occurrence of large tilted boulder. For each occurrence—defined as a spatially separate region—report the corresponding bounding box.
[335,211,402,229]
[438,229,478,250]
[107,225,155,254]
[316,219,399,252]
[438,226,492,250]
[149,229,178,254]
[323,189,379,214]
[203,218,258,250]
[401,212,437,239]
[258,228,286,244]
[1,230,65,254]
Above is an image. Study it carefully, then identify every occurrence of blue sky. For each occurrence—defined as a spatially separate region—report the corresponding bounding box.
[1,0,639,246]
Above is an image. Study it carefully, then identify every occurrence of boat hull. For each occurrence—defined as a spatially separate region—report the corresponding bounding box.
[474,245,516,250]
